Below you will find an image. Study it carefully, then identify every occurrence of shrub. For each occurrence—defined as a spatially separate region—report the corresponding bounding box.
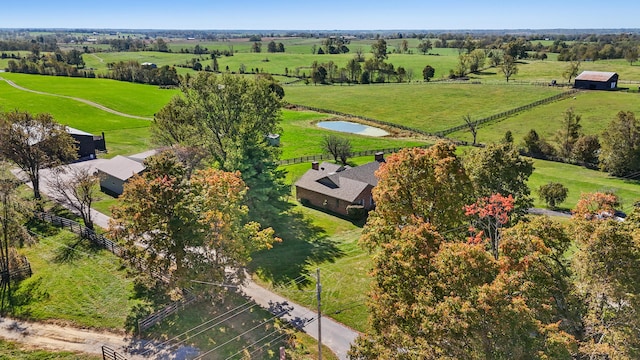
[538,182,569,209]
[347,205,366,220]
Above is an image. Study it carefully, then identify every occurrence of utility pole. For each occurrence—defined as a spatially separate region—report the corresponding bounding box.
[316,268,322,360]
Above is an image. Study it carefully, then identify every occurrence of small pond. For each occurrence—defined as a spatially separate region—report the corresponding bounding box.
[316,120,389,137]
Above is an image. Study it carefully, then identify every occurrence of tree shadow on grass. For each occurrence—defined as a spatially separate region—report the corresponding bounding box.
[10,277,49,318]
[249,210,344,287]
[52,234,101,264]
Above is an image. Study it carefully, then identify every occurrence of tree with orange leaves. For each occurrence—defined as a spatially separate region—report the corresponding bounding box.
[572,191,619,220]
[110,150,277,292]
[352,142,576,359]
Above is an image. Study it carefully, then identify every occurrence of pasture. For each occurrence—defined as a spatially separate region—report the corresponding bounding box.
[284,83,565,133]
[450,90,640,144]
[0,77,153,157]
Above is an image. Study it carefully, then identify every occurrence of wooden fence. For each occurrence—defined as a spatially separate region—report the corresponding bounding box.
[33,212,123,257]
[278,145,435,166]
[101,345,128,360]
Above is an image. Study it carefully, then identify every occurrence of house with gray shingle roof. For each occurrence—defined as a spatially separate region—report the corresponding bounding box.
[294,152,384,216]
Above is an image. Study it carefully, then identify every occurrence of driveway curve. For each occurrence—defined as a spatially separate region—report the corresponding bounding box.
[0,77,152,120]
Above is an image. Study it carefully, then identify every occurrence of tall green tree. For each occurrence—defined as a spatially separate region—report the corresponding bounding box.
[538,182,569,209]
[0,111,77,201]
[422,64,435,81]
[599,110,640,177]
[346,57,362,83]
[152,73,289,224]
[500,54,518,82]
[624,46,639,65]
[371,39,388,62]
[555,108,582,158]
[417,39,432,55]
[464,142,534,218]
[572,134,600,164]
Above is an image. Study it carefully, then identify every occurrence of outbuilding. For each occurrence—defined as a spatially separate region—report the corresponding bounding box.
[574,71,618,90]
[94,149,159,196]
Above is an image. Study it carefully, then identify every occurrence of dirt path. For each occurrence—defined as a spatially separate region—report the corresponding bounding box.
[0,76,152,120]
[0,317,147,358]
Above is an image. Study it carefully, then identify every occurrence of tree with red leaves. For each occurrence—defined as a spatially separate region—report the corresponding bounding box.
[465,193,515,259]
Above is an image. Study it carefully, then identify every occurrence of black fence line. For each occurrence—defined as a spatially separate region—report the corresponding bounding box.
[437,89,579,136]
[101,345,128,360]
[278,144,441,166]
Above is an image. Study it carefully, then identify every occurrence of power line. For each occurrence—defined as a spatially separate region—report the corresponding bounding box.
[223,312,317,360]
[137,298,260,355]
[192,308,307,360]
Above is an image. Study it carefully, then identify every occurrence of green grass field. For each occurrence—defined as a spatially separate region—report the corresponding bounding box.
[528,158,640,211]
[13,229,143,329]
[0,72,176,117]
[284,83,565,133]
[450,90,640,144]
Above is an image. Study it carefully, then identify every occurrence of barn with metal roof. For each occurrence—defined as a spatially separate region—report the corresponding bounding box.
[574,71,618,90]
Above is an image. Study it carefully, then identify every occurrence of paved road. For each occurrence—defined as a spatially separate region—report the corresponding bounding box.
[15,157,360,359]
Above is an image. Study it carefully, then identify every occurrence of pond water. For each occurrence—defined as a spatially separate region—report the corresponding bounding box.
[316,120,389,137]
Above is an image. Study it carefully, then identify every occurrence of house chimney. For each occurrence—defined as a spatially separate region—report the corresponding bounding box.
[312,161,319,170]
[375,152,384,162]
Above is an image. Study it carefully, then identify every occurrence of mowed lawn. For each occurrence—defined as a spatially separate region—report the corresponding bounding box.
[528,158,640,211]
[284,83,565,133]
[450,90,640,144]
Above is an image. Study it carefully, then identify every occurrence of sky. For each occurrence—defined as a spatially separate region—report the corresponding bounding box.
[1,0,639,31]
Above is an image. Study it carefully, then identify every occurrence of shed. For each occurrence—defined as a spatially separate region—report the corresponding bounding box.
[95,155,146,196]
[94,149,159,196]
[574,71,618,90]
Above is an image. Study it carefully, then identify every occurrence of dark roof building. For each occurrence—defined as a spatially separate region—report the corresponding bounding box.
[294,152,384,216]
[574,71,618,90]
